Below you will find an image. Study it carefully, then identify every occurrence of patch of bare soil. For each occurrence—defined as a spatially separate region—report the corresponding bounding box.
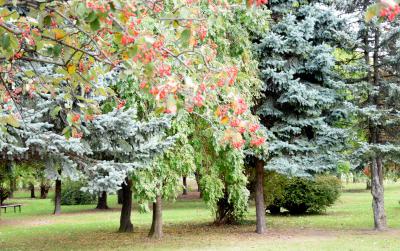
[0,217,56,227]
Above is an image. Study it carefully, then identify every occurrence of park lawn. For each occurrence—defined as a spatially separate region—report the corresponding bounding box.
[0,183,399,251]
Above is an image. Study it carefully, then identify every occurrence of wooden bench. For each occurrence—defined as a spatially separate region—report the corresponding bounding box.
[0,204,22,214]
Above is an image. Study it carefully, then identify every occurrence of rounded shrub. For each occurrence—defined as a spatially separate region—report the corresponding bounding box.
[57,180,96,205]
[263,171,288,215]
[264,172,341,214]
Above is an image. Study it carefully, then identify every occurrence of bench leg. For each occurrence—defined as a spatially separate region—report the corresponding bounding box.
[14,206,16,213]
[19,206,21,213]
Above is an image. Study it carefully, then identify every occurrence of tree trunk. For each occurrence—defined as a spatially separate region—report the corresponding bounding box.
[119,178,133,232]
[53,179,62,215]
[366,179,371,190]
[6,162,15,198]
[195,171,202,198]
[40,183,50,199]
[369,26,387,231]
[255,159,266,234]
[117,189,123,204]
[29,183,35,198]
[148,194,163,239]
[9,178,16,198]
[214,192,236,225]
[182,176,188,195]
[371,158,387,230]
[96,191,109,210]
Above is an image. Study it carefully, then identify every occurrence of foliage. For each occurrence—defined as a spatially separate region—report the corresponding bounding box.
[56,180,96,205]
[264,172,342,214]
[111,2,269,222]
[256,0,351,175]
[366,0,400,21]
[0,0,265,150]
[0,2,267,224]
[262,170,287,214]
[337,0,400,168]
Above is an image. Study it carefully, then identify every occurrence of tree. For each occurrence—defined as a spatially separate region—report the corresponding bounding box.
[338,0,400,230]
[255,0,352,231]
[256,0,349,176]
[1,0,267,233]
[96,191,109,210]
[81,108,175,232]
[0,0,264,148]
[111,0,269,236]
[182,176,188,195]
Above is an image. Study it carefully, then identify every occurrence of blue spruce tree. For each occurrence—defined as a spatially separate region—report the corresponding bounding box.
[256,0,351,176]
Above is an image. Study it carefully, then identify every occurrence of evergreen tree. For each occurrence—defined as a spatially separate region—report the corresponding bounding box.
[337,0,400,230]
[256,0,350,176]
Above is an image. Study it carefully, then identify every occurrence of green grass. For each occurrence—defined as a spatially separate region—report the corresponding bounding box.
[0,183,400,250]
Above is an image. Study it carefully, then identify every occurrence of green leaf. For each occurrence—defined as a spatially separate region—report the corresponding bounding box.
[43,15,52,26]
[24,70,35,78]
[66,114,73,125]
[62,126,71,138]
[144,62,155,77]
[109,2,116,11]
[86,11,98,23]
[76,3,87,17]
[365,4,379,22]
[180,29,191,47]
[50,106,62,118]
[96,87,107,96]
[1,32,10,49]
[53,44,62,57]
[90,18,100,31]
[5,115,20,127]
[128,44,139,57]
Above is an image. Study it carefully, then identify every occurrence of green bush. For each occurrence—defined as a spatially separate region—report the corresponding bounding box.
[264,172,341,214]
[263,171,288,214]
[57,180,96,205]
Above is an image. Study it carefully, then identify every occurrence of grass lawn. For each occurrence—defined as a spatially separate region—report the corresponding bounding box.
[0,182,400,251]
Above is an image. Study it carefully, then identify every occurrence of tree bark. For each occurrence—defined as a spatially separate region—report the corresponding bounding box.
[366,179,371,190]
[8,177,16,198]
[40,183,50,199]
[371,158,387,230]
[29,183,35,198]
[369,26,387,231]
[117,189,123,204]
[182,176,188,195]
[119,178,133,232]
[53,179,62,215]
[194,171,202,198]
[6,162,15,198]
[214,192,236,225]
[255,159,266,234]
[96,191,109,210]
[148,194,163,239]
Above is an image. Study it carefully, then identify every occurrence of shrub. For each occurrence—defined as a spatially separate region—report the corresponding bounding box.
[264,172,341,214]
[56,180,96,205]
[263,171,288,215]
[0,186,10,205]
